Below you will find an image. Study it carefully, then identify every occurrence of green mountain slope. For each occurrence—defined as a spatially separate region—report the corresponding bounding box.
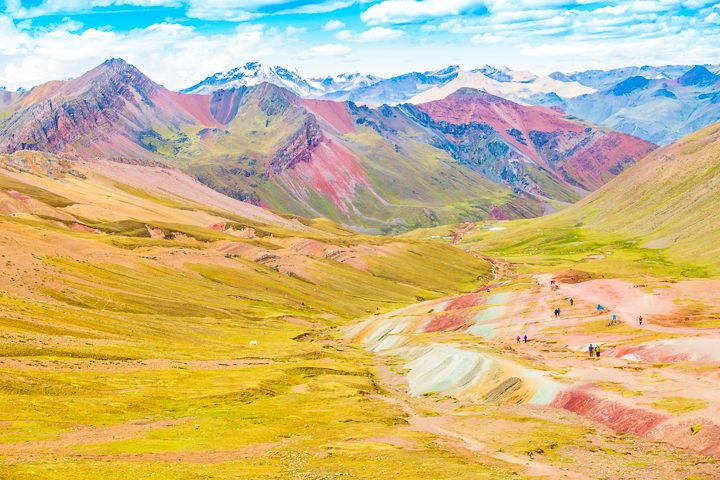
[450,121,720,276]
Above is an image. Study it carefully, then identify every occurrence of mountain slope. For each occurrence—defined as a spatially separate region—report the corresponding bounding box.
[560,121,720,264]
[1,149,541,479]
[463,121,720,274]
[550,66,720,145]
[409,70,595,105]
[320,65,460,105]
[549,64,701,90]
[408,89,656,196]
[0,58,218,158]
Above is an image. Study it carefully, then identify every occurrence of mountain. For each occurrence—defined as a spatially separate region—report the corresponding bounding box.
[402,88,656,199]
[549,64,713,90]
[309,72,383,94]
[408,70,595,105]
[549,65,720,145]
[557,121,720,266]
[182,62,382,98]
[472,120,720,272]
[318,65,461,105]
[0,58,215,158]
[182,61,323,96]
[0,59,655,232]
[475,65,537,83]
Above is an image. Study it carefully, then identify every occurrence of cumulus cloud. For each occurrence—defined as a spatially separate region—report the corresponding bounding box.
[324,19,346,30]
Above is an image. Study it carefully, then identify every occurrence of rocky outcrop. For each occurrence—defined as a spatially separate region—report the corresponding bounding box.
[268,116,323,173]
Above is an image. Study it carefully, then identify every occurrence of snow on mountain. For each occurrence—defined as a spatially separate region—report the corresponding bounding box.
[181,62,324,96]
[182,62,384,98]
[408,70,596,105]
[310,72,383,94]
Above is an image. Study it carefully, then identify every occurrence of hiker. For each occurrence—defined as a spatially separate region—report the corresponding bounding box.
[487,288,491,293]
[551,279,556,286]
[588,344,594,357]
[570,297,574,306]
[553,308,559,317]
[557,308,561,317]
[595,345,601,358]
[639,315,643,326]
[524,335,528,343]
[516,335,521,344]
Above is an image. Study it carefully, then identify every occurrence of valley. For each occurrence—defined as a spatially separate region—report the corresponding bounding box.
[0,20,718,477]
[0,139,718,478]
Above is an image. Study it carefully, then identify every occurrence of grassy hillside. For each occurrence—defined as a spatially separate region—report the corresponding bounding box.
[414,122,720,278]
[0,155,542,479]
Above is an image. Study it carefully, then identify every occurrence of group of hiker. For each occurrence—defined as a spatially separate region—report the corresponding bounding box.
[516,278,647,359]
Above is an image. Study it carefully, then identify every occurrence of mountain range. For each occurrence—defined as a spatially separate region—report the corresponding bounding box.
[179,61,720,146]
[543,65,720,145]
[0,59,656,233]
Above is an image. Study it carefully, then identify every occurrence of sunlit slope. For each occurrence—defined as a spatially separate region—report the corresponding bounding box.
[439,122,720,276]
[551,121,720,267]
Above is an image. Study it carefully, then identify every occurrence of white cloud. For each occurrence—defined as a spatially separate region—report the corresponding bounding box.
[336,29,353,40]
[0,17,271,89]
[302,43,350,58]
[332,26,405,42]
[4,0,354,20]
[361,0,484,25]
[6,0,182,19]
[277,0,354,14]
[324,19,346,31]
[285,25,307,36]
[471,32,503,43]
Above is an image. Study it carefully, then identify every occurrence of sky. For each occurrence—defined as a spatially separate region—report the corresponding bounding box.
[0,0,719,90]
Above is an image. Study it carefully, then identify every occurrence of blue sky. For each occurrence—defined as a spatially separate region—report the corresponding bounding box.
[0,0,719,90]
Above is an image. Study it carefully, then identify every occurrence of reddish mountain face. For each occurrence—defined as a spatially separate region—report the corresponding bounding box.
[414,88,657,192]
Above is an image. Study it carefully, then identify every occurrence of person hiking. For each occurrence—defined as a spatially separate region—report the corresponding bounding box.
[588,344,594,357]
[557,308,561,317]
[595,345,601,358]
[524,335,528,343]
[570,298,574,306]
[516,335,521,344]
[639,315,643,326]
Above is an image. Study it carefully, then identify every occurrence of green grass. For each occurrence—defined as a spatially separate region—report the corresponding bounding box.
[649,397,709,415]
[0,218,531,478]
[0,173,75,207]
